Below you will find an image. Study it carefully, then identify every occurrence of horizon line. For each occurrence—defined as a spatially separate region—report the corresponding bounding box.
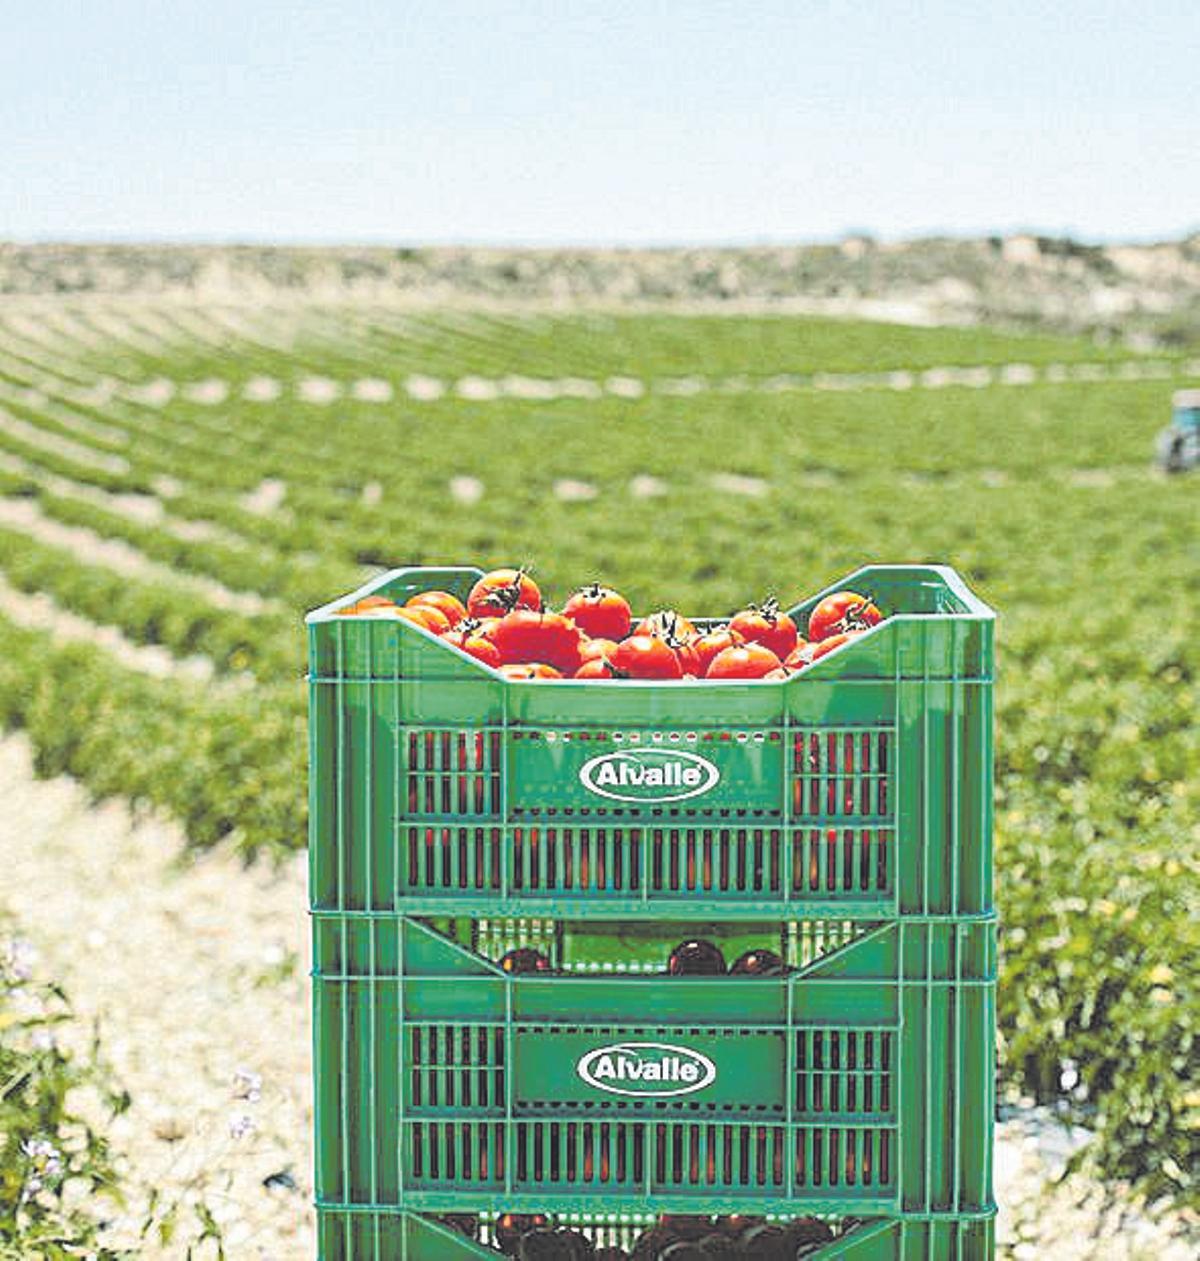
[5,226,1199,252]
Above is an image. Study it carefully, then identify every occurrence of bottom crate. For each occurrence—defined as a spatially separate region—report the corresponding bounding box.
[315,1209,996,1259]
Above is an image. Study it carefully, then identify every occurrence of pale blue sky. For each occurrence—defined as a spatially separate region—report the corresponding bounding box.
[3,2,1196,244]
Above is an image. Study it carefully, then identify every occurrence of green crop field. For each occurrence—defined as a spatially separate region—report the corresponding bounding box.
[0,302,1195,1214]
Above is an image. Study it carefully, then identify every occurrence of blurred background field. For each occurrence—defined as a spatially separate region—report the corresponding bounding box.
[0,246,1195,1256]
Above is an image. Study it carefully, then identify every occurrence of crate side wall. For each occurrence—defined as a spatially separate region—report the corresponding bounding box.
[311,919,995,1216]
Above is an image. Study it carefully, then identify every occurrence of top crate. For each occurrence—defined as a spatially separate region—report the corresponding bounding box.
[308,565,994,920]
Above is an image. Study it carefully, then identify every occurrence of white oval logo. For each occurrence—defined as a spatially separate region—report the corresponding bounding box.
[578,749,720,803]
[576,1041,717,1098]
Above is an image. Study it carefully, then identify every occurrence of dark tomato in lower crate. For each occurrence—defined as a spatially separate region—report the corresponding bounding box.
[659,1216,712,1240]
[736,1223,792,1259]
[513,1227,598,1260]
[666,940,726,975]
[659,1243,706,1261]
[715,1215,764,1237]
[695,1235,737,1259]
[498,947,552,974]
[630,1225,676,1259]
[730,948,785,976]
[435,1213,479,1239]
[785,1218,836,1251]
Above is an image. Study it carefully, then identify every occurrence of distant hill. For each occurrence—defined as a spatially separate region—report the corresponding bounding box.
[4,235,1200,345]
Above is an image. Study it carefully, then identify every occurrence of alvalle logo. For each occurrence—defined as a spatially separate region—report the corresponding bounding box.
[578,749,720,803]
[576,1042,717,1098]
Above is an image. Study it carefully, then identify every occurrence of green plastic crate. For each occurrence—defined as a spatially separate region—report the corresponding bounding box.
[307,564,997,1258]
[313,918,994,1215]
[308,565,995,921]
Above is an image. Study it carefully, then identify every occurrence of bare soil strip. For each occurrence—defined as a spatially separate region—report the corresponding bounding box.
[0,496,277,615]
[0,576,230,685]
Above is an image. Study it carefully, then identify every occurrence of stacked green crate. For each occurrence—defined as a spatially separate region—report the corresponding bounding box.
[308,565,996,1259]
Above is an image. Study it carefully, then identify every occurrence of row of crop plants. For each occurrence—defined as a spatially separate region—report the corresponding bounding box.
[3,303,1164,392]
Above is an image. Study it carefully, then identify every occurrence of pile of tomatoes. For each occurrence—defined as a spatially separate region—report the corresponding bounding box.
[336,568,883,681]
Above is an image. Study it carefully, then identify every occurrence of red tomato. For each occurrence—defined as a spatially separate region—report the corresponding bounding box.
[471,616,502,640]
[336,594,395,615]
[395,605,451,633]
[762,667,792,680]
[729,598,799,659]
[635,610,698,642]
[578,637,620,664]
[574,657,623,679]
[673,638,703,677]
[562,584,632,641]
[705,643,783,680]
[491,609,583,673]
[610,634,683,680]
[783,642,812,670]
[352,604,401,618]
[691,627,743,674]
[406,590,467,626]
[532,663,564,680]
[442,626,503,668]
[807,629,863,662]
[807,591,881,642]
[499,662,562,680]
[466,568,542,618]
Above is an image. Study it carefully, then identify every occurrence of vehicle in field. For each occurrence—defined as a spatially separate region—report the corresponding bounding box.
[1156,389,1200,472]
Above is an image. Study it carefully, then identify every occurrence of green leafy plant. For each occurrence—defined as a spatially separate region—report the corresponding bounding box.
[0,923,128,1259]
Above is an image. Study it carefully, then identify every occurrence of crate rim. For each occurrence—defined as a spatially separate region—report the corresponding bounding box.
[306,562,994,624]
[305,563,994,688]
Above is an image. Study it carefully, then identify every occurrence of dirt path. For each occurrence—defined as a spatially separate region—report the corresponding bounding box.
[2,735,312,1258]
[2,734,1192,1259]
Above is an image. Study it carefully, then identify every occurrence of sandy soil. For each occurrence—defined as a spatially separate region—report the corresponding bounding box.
[2,735,1194,1260]
[3,735,311,1258]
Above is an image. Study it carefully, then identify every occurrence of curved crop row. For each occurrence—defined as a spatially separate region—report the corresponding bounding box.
[0,614,305,856]
[0,526,299,681]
